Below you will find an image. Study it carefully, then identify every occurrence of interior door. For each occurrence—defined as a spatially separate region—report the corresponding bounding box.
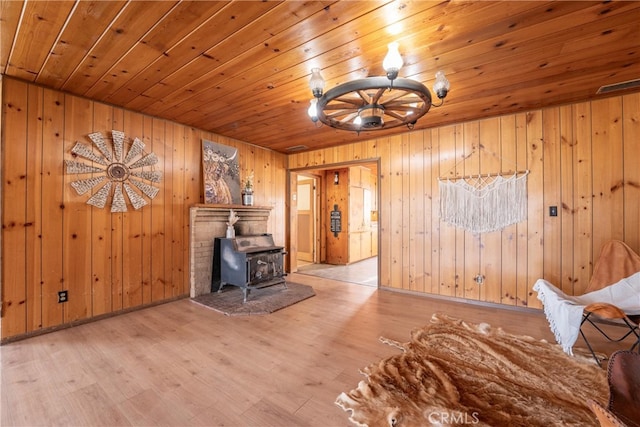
[297,178,315,262]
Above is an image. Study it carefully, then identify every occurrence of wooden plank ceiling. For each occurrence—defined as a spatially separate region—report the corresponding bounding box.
[1,1,639,153]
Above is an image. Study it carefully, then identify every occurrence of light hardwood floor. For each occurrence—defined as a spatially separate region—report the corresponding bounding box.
[0,274,630,427]
[297,257,378,287]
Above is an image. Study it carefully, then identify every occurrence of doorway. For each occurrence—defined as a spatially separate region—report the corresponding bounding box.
[290,161,379,287]
[296,176,317,263]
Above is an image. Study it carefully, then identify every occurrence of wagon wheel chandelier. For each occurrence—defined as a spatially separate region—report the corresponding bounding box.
[65,130,162,212]
[307,42,450,132]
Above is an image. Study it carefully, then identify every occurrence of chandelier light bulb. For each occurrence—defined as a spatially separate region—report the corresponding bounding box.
[382,42,403,80]
[433,71,450,99]
[308,98,318,122]
[309,68,325,98]
[353,115,362,126]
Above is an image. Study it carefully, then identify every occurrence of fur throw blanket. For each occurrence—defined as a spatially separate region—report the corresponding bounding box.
[336,314,607,426]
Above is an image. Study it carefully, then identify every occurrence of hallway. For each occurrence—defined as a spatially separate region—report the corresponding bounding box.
[296,257,378,287]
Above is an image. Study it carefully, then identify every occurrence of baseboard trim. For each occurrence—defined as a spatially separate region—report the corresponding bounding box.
[1,295,188,345]
[378,285,542,315]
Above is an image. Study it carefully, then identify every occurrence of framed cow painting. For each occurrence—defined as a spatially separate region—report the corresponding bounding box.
[202,139,241,205]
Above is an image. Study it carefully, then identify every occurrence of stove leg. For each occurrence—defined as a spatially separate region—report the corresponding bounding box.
[242,287,249,303]
[218,282,227,293]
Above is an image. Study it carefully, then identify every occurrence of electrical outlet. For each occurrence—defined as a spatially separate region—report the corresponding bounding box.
[58,290,68,303]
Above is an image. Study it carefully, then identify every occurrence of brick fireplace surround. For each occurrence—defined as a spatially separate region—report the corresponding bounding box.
[189,204,272,298]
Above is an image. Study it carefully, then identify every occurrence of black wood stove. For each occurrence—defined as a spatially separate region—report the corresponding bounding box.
[215,234,286,302]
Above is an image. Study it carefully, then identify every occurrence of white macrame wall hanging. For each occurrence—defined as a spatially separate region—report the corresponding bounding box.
[438,151,529,234]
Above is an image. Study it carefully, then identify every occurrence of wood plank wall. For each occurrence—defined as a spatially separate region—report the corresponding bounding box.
[1,77,286,341]
[324,168,348,265]
[2,75,639,340]
[289,92,640,309]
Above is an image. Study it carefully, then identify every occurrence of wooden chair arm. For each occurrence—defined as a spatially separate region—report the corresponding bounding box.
[584,303,628,319]
[588,399,626,427]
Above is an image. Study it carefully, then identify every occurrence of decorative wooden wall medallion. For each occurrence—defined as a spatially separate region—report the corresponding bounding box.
[65,130,162,212]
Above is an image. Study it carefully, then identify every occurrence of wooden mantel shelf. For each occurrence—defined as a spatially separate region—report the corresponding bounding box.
[191,203,273,210]
[189,204,272,298]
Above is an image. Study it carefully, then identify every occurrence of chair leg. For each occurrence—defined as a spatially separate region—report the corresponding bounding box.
[580,326,604,367]
[580,312,640,366]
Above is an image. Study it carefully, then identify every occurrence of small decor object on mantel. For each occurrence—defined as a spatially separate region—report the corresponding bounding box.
[226,209,239,238]
[242,171,254,206]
